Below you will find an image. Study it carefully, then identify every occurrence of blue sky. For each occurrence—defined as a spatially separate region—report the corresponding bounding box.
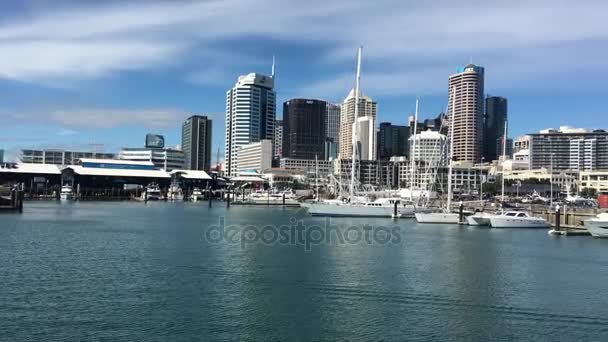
[1,0,607,162]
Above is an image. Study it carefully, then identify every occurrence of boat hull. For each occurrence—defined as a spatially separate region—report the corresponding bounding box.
[466,214,494,226]
[306,203,415,218]
[415,212,460,224]
[489,217,549,228]
[584,220,608,238]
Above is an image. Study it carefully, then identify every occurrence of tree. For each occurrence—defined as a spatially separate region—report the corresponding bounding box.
[580,187,598,199]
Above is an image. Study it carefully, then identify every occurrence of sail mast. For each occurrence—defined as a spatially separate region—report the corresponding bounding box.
[501,119,508,206]
[410,98,419,200]
[349,46,362,200]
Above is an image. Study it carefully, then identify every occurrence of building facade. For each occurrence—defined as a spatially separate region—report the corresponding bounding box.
[339,89,377,159]
[483,96,507,162]
[529,127,608,171]
[513,135,531,153]
[377,122,409,160]
[234,139,273,174]
[326,103,341,152]
[225,73,276,176]
[409,130,448,167]
[448,64,485,163]
[354,116,376,160]
[118,148,185,171]
[579,171,608,193]
[274,120,283,158]
[282,99,327,160]
[182,115,213,171]
[279,158,333,177]
[19,149,115,165]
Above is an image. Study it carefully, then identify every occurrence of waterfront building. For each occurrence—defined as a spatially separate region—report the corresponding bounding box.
[579,170,608,193]
[279,158,333,177]
[326,103,341,151]
[282,99,327,160]
[377,122,409,160]
[483,96,507,162]
[181,115,213,171]
[19,149,114,165]
[234,139,273,174]
[339,89,377,159]
[274,120,283,158]
[333,159,396,188]
[448,64,485,163]
[118,147,184,171]
[225,73,276,176]
[354,116,376,160]
[409,130,448,167]
[529,127,608,171]
[502,168,577,192]
[514,135,531,154]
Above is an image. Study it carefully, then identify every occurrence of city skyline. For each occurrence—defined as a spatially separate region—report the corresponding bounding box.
[1,0,608,161]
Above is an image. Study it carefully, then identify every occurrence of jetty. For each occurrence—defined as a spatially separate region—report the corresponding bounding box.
[0,185,24,213]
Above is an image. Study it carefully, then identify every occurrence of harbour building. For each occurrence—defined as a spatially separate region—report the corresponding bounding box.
[282,99,327,160]
[448,64,485,163]
[182,115,213,171]
[483,96,507,162]
[19,149,115,165]
[118,148,185,171]
[225,73,276,176]
[339,89,377,159]
[529,127,608,171]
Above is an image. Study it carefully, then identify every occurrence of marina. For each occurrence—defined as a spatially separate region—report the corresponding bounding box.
[2,201,608,341]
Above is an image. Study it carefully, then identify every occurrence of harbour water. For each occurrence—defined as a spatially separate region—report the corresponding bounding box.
[2,201,608,341]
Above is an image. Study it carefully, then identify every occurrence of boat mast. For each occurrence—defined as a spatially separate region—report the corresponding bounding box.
[501,119,508,207]
[410,98,419,201]
[447,87,456,211]
[349,46,362,200]
[315,154,319,201]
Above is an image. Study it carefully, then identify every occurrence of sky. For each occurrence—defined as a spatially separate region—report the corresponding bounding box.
[1,0,607,162]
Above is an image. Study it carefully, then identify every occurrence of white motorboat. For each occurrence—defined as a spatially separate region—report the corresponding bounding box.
[584,213,608,238]
[190,188,204,202]
[489,211,549,228]
[143,184,164,201]
[305,197,417,217]
[60,185,73,201]
[167,184,184,201]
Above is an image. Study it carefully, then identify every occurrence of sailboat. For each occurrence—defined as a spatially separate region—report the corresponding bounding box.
[303,47,416,218]
[415,87,460,224]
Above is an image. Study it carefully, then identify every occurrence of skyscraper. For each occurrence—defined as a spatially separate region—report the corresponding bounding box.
[274,120,283,158]
[448,64,485,163]
[483,96,508,162]
[377,122,409,160]
[181,115,213,171]
[326,103,341,150]
[339,89,377,159]
[282,99,327,160]
[225,73,276,176]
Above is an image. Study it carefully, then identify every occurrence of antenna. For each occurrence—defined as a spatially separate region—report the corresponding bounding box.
[271,55,275,78]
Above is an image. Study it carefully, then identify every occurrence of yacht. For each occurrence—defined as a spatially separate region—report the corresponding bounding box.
[167,184,184,201]
[60,185,73,201]
[143,183,164,201]
[466,212,498,226]
[190,188,204,202]
[306,197,417,217]
[584,213,608,238]
[488,211,549,228]
[415,211,460,224]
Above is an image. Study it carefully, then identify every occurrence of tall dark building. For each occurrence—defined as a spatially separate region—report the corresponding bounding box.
[182,115,213,171]
[483,96,508,162]
[282,99,327,160]
[377,123,409,160]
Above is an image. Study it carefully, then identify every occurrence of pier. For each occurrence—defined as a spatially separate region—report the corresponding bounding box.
[0,186,24,213]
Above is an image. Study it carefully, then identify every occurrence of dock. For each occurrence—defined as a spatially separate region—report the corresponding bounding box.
[0,187,24,213]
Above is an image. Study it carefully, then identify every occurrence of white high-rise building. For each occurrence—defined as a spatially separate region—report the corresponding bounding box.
[339,89,377,159]
[448,64,484,163]
[569,138,597,171]
[353,116,376,160]
[225,73,276,176]
[409,130,448,167]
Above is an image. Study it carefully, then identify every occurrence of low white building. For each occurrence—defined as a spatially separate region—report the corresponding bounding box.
[579,171,608,193]
[118,148,184,171]
[234,140,273,174]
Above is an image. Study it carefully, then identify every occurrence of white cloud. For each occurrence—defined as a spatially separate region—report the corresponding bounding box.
[0,0,607,95]
[49,108,190,129]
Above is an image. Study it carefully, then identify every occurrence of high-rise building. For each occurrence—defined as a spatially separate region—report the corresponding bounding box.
[377,122,409,160]
[282,99,327,160]
[483,96,507,162]
[339,89,377,159]
[529,127,608,171]
[225,73,276,176]
[181,115,213,171]
[448,64,485,163]
[326,103,341,150]
[409,130,448,167]
[234,139,273,174]
[274,120,283,158]
[354,116,376,160]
